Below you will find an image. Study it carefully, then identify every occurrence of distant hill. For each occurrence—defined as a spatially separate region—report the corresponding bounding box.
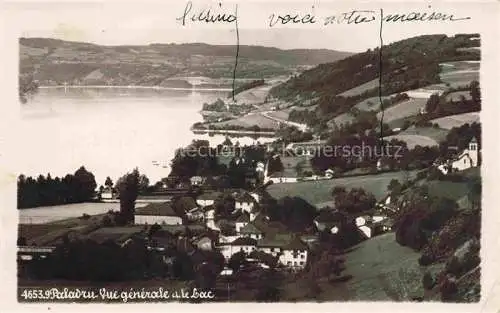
[268,33,480,132]
[19,38,352,87]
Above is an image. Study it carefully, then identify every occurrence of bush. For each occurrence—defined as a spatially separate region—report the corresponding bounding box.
[422,271,435,290]
[440,277,458,302]
[445,256,463,276]
[418,254,434,266]
[100,215,113,227]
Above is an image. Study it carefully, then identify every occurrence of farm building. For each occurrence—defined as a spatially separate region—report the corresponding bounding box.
[134,202,183,225]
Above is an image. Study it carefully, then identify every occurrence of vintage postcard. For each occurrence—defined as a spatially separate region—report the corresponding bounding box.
[1,0,499,311]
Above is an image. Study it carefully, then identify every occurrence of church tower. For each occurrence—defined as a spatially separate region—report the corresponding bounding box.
[468,137,479,166]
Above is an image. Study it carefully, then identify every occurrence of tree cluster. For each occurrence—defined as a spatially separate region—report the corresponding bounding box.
[18,166,97,209]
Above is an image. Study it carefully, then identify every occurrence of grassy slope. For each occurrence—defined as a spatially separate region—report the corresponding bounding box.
[398,126,449,143]
[430,112,480,130]
[383,134,439,149]
[267,171,418,206]
[282,233,444,301]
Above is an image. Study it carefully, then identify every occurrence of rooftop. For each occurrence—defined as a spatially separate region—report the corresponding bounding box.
[235,192,256,203]
[135,202,179,217]
[197,191,223,201]
[230,237,257,246]
[239,223,263,234]
[257,234,308,250]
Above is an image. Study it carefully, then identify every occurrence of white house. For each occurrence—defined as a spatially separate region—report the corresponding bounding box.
[265,173,298,184]
[239,223,264,240]
[325,169,335,179]
[437,138,479,175]
[202,205,218,230]
[218,237,258,260]
[196,192,221,207]
[134,202,182,225]
[257,235,309,269]
[235,192,256,213]
[100,187,115,200]
[235,213,250,234]
[190,176,206,186]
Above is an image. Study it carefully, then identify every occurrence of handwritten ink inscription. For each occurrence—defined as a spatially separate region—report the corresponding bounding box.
[176,3,471,27]
[268,6,317,27]
[177,1,237,26]
[323,10,376,25]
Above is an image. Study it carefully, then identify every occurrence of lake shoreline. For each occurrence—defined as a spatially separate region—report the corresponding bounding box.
[39,85,233,92]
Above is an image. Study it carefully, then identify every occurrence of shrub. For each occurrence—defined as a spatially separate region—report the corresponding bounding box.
[440,277,458,302]
[446,256,463,276]
[422,271,435,290]
[100,215,113,227]
[419,254,434,266]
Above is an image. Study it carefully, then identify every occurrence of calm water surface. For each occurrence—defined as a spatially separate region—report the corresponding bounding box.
[18,87,275,221]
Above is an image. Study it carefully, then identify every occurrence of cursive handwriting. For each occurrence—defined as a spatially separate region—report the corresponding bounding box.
[268,6,317,27]
[324,10,376,25]
[177,1,237,26]
[382,7,470,23]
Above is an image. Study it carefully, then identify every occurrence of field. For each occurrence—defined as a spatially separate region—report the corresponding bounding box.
[212,112,280,130]
[430,112,480,130]
[398,126,449,143]
[383,134,439,149]
[328,112,356,128]
[234,84,273,104]
[282,232,444,301]
[338,78,379,97]
[425,180,474,202]
[439,61,480,87]
[377,98,427,123]
[266,171,417,206]
[445,90,472,102]
[265,110,290,121]
[354,96,388,112]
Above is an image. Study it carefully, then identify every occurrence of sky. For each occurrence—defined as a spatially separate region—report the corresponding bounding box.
[5,1,493,53]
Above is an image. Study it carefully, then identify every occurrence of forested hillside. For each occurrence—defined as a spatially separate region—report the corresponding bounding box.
[269,34,480,101]
[19,38,352,86]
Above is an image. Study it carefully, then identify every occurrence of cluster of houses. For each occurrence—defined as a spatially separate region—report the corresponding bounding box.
[133,189,311,271]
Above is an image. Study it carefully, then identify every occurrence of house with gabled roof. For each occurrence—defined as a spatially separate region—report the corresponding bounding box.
[235,192,256,214]
[437,137,479,175]
[134,202,183,225]
[196,191,222,207]
[256,234,309,269]
[239,222,264,240]
[235,212,250,234]
[217,237,258,260]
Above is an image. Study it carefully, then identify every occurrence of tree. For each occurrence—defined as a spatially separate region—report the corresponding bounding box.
[470,80,480,104]
[425,93,440,113]
[387,179,402,196]
[138,174,150,194]
[117,168,140,224]
[422,271,435,290]
[105,176,113,188]
[73,166,97,202]
[333,187,376,215]
[228,251,246,272]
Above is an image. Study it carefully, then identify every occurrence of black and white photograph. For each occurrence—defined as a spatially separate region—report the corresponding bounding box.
[1,0,499,308]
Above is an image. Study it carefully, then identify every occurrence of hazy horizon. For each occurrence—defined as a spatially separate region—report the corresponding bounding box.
[8,1,490,53]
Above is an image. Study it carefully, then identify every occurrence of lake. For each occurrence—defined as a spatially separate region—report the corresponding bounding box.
[18,87,276,186]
